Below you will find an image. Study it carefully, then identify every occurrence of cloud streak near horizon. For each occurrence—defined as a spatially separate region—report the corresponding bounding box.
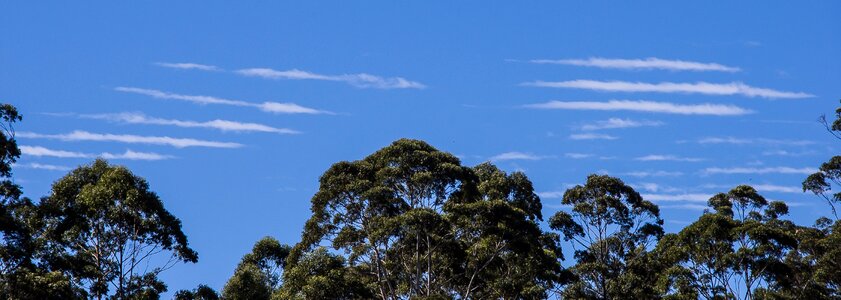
[236,68,426,89]
[18,131,242,148]
[82,112,300,134]
[526,100,751,116]
[522,80,813,99]
[115,87,331,114]
[530,57,741,72]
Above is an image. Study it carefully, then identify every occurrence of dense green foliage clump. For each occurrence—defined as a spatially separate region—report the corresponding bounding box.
[2,101,841,299]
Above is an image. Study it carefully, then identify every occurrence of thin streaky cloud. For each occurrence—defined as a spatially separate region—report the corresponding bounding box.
[580,118,663,131]
[564,153,593,159]
[236,68,426,89]
[623,171,684,178]
[762,150,817,156]
[21,145,172,161]
[82,112,300,134]
[18,131,242,149]
[569,133,618,140]
[16,163,71,171]
[115,87,331,114]
[538,191,565,199]
[20,145,88,158]
[703,166,817,175]
[526,100,751,116]
[635,155,704,162]
[490,152,548,161]
[752,184,803,194]
[530,57,741,72]
[696,137,815,146]
[154,62,221,71]
[642,193,712,202]
[522,80,814,99]
[659,204,709,211]
[100,150,173,161]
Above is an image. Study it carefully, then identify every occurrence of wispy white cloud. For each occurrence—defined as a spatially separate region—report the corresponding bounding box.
[20,145,88,158]
[564,153,593,159]
[530,57,741,72]
[82,112,300,134]
[235,68,426,89]
[761,150,817,156]
[537,191,566,199]
[569,133,618,140]
[154,62,220,71]
[695,137,815,146]
[18,131,242,149]
[623,171,684,178]
[16,163,71,171]
[580,118,663,131]
[659,204,709,210]
[526,100,751,116]
[633,183,682,193]
[703,166,817,175]
[752,184,803,194]
[100,150,172,161]
[522,80,814,99]
[642,193,712,202]
[23,145,173,161]
[115,87,331,114]
[635,155,704,162]
[490,152,549,161]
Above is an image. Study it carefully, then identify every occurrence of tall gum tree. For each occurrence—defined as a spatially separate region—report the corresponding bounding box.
[39,159,197,299]
[549,174,664,300]
[288,139,571,299]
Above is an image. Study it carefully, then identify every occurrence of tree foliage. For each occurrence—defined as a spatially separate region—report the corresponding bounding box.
[222,236,290,300]
[549,174,664,300]
[288,139,571,299]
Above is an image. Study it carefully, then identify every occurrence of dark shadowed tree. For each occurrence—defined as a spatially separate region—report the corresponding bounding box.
[549,174,664,300]
[38,159,197,299]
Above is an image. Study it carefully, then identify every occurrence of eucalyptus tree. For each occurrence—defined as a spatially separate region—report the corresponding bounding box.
[38,159,197,299]
[656,186,798,300]
[803,100,841,219]
[222,237,290,300]
[288,139,570,299]
[276,247,371,300]
[548,174,664,300]
[447,163,570,299]
[0,104,84,299]
[174,284,219,300]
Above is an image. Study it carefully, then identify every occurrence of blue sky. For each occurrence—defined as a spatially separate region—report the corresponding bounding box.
[2,1,840,295]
